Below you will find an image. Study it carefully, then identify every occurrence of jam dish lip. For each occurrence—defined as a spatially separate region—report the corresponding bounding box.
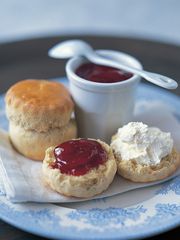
[66,49,143,90]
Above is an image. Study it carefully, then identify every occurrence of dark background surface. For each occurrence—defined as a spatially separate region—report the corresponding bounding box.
[0,35,179,239]
[0,35,180,94]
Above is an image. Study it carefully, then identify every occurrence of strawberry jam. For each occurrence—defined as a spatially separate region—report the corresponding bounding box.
[52,139,107,176]
[76,63,133,83]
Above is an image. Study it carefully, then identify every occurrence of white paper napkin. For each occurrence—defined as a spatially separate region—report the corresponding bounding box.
[0,101,180,203]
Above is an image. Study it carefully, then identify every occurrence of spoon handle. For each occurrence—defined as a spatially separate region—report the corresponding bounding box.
[87,52,178,90]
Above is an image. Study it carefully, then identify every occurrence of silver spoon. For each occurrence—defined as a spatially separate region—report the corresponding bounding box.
[48,40,178,89]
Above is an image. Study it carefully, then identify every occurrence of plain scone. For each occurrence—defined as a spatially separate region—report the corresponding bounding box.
[42,139,117,198]
[9,120,77,160]
[112,135,180,183]
[5,79,77,160]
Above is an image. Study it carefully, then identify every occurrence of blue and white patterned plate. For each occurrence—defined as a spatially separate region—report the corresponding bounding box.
[0,79,179,240]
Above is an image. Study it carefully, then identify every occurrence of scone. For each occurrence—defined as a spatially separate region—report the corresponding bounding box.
[9,119,77,160]
[111,122,180,182]
[42,139,117,198]
[5,79,77,160]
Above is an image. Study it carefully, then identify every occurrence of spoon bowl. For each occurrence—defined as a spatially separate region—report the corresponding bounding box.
[48,40,93,59]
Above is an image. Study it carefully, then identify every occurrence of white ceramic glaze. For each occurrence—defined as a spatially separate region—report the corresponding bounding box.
[66,50,143,142]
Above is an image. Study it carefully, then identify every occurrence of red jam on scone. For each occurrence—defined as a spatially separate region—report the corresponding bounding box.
[52,139,107,176]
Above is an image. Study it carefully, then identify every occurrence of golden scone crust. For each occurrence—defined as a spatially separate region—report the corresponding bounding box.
[42,139,117,198]
[9,119,77,161]
[5,79,74,132]
[113,148,180,182]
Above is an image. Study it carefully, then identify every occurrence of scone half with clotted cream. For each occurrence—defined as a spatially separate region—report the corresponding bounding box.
[42,139,117,198]
[111,122,180,182]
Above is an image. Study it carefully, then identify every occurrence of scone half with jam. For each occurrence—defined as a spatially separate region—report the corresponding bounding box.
[42,139,117,198]
[111,122,180,182]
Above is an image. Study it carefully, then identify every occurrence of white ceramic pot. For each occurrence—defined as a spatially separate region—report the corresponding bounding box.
[66,50,143,143]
